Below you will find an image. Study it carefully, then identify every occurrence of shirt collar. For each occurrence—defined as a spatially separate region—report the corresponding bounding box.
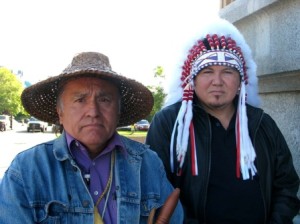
[65,131,126,159]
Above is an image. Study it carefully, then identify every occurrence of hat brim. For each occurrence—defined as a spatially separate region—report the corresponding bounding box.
[21,69,154,127]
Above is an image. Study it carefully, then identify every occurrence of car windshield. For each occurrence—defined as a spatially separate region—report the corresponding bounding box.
[0,116,6,120]
[137,120,149,124]
[29,117,39,121]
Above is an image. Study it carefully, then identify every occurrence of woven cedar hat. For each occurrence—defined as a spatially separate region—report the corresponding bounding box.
[21,52,154,127]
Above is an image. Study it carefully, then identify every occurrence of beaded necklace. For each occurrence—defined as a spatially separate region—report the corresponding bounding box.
[94,150,115,224]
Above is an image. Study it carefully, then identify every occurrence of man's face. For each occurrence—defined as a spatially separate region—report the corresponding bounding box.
[57,77,120,156]
[194,65,240,111]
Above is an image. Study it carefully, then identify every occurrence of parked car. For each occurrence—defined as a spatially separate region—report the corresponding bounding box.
[0,115,10,131]
[134,119,150,131]
[27,117,48,132]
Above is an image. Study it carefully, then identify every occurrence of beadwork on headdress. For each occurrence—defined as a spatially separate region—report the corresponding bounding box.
[167,19,260,180]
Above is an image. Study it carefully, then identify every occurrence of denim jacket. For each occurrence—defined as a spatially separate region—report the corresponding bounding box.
[0,133,183,223]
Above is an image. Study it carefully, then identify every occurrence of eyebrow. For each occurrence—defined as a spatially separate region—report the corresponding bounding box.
[71,90,115,98]
[201,67,236,71]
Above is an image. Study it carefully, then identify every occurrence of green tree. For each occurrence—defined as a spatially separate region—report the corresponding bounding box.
[147,66,166,121]
[154,66,164,79]
[0,67,24,116]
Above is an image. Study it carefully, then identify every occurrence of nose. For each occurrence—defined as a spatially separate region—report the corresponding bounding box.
[211,73,223,85]
[86,99,100,118]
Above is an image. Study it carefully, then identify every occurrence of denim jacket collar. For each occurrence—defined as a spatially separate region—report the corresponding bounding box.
[119,136,148,156]
[52,132,72,161]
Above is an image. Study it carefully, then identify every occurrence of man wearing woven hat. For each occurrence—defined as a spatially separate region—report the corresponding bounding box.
[0,52,183,223]
[146,19,300,223]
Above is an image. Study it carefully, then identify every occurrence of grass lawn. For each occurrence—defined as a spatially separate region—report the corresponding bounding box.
[117,130,147,143]
[117,130,147,137]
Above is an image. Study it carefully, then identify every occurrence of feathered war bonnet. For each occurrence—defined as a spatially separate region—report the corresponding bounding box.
[165,18,260,180]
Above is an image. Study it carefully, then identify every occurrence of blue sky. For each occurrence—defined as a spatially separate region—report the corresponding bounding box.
[0,0,220,86]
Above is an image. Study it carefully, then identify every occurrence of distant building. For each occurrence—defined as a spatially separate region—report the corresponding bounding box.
[10,68,32,87]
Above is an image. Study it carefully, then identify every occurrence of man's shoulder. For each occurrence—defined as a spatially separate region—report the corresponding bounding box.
[14,138,60,163]
[119,136,148,153]
[152,102,181,124]
[6,138,62,178]
[160,102,182,113]
[246,103,263,112]
[119,136,158,157]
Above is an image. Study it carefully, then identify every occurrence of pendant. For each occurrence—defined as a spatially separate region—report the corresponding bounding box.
[94,206,104,224]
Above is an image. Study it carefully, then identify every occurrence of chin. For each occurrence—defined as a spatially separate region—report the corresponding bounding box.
[209,101,227,108]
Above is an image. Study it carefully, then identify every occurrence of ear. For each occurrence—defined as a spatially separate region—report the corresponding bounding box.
[56,107,63,125]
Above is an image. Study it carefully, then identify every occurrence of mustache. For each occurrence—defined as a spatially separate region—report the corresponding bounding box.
[80,120,104,128]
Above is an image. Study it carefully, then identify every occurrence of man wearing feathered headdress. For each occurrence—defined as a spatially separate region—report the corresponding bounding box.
[146,18,300,223]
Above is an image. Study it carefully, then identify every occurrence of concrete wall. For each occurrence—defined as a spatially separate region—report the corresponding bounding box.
[220,0,300,194]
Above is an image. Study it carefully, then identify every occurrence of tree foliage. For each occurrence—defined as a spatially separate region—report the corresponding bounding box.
[0,67,24,115]
[146,66,166,121]
[154,66,165,79]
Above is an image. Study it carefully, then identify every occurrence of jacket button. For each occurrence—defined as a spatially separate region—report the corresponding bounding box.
[82,200,90,207]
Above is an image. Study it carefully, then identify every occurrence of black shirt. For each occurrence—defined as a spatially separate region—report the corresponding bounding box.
[205,114,265,224]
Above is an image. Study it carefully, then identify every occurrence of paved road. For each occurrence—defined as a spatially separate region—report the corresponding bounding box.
[1,125,300,223]
[0,125,57,179]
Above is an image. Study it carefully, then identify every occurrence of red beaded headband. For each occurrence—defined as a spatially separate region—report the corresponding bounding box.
[181,34,249,88]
